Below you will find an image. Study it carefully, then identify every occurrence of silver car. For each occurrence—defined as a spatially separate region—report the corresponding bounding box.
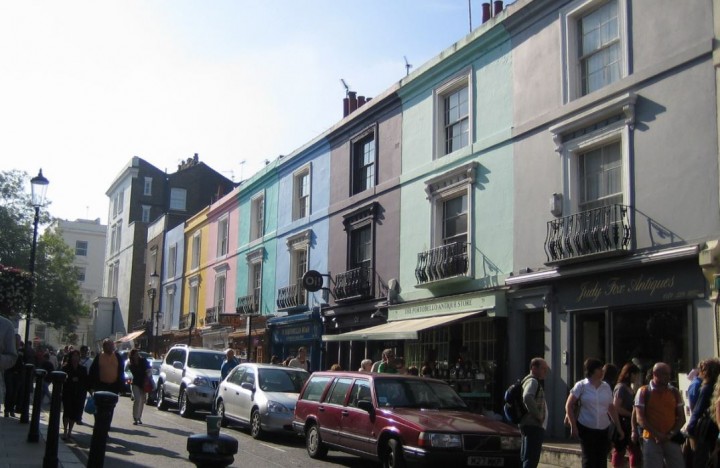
[216,363,309,439]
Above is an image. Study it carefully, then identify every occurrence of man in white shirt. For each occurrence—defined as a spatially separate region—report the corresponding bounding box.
[288,347,310,371]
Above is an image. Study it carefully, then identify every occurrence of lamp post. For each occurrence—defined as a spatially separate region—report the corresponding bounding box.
[147,272,159,357]
[23,169,49,350]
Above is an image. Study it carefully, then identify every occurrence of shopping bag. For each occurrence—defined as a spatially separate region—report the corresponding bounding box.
[84,395,96,415]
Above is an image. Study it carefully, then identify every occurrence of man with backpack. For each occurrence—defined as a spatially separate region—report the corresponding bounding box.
[519,357,549,468]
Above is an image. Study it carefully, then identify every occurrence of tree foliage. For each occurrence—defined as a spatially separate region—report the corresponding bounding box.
[0,170,87,333]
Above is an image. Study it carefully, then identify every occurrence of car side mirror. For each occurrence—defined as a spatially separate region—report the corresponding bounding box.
[357,399,374,414]
[173,361,183,370]
[241,382,255,392]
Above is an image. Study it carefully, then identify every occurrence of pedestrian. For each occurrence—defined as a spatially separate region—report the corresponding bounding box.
[407,366,419,376]
[634,362,685,468]
[60,349,87,440]
[270,355,281,365]
[128,348,151,425]
[565,357,624,468]
[330,363,342,371]
[3,334,23,417]
[371,349,394,373]
[686,358,720,467]
[38,351,55,405]
[221,348,240,380]
[88,338,125,404]
[378,354,399,374]
[603,362,619,388]
[79,345,93,373]
[288,347,310,371]
[358,359,373,373]
[519,357,549,468]
[0,315,18,415]
[611,362,642,468]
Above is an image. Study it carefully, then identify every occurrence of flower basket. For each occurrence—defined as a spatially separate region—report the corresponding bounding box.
[0,265,33,316]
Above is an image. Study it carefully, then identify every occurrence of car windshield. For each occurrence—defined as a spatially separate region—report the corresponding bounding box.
[187,352,224,370]
[257,368,309,393]
[374,378,468,410]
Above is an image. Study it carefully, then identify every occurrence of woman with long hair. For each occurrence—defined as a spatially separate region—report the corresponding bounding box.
[611,362,642,468]
[565,358,624,468]
[128,348,151,425]
[60,349,87,440]
[688,358,720,467]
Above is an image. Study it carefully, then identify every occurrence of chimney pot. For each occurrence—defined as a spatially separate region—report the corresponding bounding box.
[348,91,358,113]
[482,3,491,23]
[493,0,503,16]
[343,97,350,117]
[358,96,366,107]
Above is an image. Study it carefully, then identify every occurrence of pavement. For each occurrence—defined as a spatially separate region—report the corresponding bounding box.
[0,410,84,468]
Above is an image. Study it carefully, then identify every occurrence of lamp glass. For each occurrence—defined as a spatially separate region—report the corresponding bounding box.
[30,169,49,208]
[148,272,160,290]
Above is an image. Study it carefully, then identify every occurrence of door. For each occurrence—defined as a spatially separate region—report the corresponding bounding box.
[235,367,257,425]
[574,311,606,381]
[317,377,353,445]
[339,379,375,454]
[165,348,186,400]
[221,366,245,421]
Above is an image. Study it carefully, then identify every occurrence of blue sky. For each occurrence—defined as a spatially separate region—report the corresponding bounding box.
[0,1,514,224]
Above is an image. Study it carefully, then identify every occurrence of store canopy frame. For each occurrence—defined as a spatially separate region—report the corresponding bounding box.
[117,330,145,343]
[321,310,489,342]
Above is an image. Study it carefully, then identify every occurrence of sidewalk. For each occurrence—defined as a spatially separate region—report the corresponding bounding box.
[0,412,84,468]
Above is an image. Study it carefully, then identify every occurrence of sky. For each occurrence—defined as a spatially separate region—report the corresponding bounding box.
[0,0,514,225]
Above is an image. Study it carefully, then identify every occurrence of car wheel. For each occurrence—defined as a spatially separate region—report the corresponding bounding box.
[178,388,194,418]
[217,400,228,428]
[382,438,405,468]
[156,383,168,411]
[305,423,328,459]
[250,409,263,439]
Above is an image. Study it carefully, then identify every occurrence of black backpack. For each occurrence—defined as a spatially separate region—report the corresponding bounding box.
[503,376,536,424]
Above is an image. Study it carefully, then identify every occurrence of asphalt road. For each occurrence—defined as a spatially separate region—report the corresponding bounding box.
[62,394,371,468]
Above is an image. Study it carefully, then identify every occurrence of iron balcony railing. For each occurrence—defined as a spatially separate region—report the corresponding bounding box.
[205,306,219,325]
[236,294,259,314]
[276,280,306,310]
[415,242,469,285]
[334,265,373,301]
[545,204,631,265]
[179,314,192,330]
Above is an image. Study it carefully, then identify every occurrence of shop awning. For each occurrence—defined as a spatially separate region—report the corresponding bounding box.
[322,310,487,342]
[117,330,145,343]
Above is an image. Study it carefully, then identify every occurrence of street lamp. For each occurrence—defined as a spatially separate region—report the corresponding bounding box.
[20,169,48,424]
[147,271,159,357]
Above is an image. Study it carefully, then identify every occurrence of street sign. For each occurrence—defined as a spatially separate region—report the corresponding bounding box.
[302,270,323,292]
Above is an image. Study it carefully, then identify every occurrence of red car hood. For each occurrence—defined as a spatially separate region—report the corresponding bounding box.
[381,408,520,435]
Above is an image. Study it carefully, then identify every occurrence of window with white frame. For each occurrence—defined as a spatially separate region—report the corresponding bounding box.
[189,277,199,314]
[247,247,264,312]
[214,273,226,314]
[168,244,177,278]
[434,69,472,158]
[561,0,628,101]
[142,205,151,223]
[34,324,46,341]
[217,215,229,257]
[75,240,88,256]
[293,166,311,220]
[191,233,201,269]
[287,230,310,305]
[425,161,477,249]
[149,247,158,276]
[110,223,122,254]
[351,129,376,195]
[76,266,86,282]
[107,261,119,296]
[350,225,372,270]
[144,177,153,196]
[112,189,124,218]
[170,188,187,211]
[251,194,265,241]
[550,92,635,215]
[165,288,175,329]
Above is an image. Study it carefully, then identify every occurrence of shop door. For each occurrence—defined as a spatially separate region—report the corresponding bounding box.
[524,311,545,365]
[573,311,606,381]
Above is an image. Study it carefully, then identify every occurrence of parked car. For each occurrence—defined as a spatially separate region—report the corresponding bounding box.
[146,359,162,404]
[156,344,225,417]
[122,360,133,396]
[215,363,309,439]
[293,371,521,467]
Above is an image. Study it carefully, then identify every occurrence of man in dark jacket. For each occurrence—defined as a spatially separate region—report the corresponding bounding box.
[519,357,549,468]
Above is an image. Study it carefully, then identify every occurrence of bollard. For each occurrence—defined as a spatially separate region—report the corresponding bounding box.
[19,363,35,424]
[27,368,47,443]
[43,371,67,468]
[186,415,238,468]
[87,391,119,468]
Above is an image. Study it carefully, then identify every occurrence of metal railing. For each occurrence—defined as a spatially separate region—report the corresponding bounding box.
[415,242,469,285]
[276,280,306,309]
[236,294,259,314]
[334,265,373,301]
[545,204,631,264]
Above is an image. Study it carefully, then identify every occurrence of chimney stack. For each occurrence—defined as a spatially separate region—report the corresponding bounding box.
[343,97,350,117]
[481,2,491,23]
[348,91,358,114]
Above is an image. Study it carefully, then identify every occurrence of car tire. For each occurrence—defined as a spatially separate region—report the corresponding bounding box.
[250,409,263,439]
[178,388,194,418]
[217,400,228,428]
[156,383,168,411]
[382,438,405,468]
[305,423,328,459]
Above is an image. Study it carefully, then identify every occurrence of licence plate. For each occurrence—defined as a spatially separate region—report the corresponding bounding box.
[467,456,504,467]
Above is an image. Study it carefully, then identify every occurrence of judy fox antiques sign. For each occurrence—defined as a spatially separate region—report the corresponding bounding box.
[559,261,705,309]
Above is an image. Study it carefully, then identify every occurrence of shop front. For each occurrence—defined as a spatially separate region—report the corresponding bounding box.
[267,309,323,371]
[322,290,508,413]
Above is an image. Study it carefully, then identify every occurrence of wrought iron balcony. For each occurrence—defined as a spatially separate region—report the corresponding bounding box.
[205,306,219,325]
[334,266,373,301]
[179,314,192,330]
[545,204,631,265]
[236,294,259,314]
[415,242,469,285]
[276,281,306,310]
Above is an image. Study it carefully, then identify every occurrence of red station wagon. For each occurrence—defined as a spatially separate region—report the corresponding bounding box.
[292,371,521,468]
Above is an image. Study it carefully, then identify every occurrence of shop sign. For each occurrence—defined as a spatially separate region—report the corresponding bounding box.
[272,323,322,344]
[388,291,503,321]
[560,261,705,309]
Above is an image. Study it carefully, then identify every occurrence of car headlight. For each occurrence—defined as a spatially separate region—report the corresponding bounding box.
[266,400,291,414]
[418,432,462,448]
[192,377,210,387]
[501,436,521,450]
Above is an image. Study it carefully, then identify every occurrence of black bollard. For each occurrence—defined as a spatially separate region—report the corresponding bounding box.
[28,368,47,443]
[19,363,35,424]
[87,391,119,468]
[187,433,238,468]
[43,371,67,468]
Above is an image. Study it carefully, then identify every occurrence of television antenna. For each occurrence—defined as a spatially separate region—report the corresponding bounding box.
[404,56,413,77]
[340,78,351,96]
